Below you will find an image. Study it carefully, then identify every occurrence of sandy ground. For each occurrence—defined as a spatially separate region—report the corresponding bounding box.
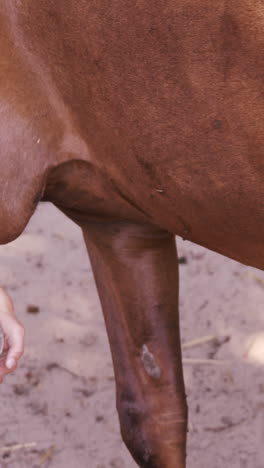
[0,202,264,468]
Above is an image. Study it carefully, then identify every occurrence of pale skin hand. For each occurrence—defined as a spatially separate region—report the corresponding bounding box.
[0,288,25,383]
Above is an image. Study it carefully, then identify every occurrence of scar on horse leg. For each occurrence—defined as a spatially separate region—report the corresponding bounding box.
[83,221,188,468]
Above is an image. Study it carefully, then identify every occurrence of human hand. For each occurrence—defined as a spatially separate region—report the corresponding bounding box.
[0,288,24,383]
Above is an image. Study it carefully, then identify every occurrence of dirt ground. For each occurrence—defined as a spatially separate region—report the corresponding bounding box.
[0,202,263,468]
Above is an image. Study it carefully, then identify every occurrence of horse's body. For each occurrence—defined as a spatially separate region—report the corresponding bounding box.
[1,1,263,466]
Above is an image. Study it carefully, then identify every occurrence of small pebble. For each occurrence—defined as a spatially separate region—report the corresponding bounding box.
[26,305,40,314]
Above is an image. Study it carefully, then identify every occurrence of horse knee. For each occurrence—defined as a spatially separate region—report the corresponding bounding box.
[117,391,188,468]
[118,401,159,467]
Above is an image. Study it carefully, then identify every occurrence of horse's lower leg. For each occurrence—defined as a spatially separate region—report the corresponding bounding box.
[83,221,187,468]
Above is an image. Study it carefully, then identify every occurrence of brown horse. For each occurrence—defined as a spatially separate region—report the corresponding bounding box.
[0,1,263,466]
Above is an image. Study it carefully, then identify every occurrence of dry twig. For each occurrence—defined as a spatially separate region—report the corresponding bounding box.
[182,335,218,349]
[37,445,56,466]
[0,442,37,453]
[183,358,228,365]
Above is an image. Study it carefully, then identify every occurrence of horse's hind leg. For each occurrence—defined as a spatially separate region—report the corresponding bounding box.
[83,221,187,468]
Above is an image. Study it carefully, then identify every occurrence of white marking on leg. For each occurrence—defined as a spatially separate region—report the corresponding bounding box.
[141,344,161,380]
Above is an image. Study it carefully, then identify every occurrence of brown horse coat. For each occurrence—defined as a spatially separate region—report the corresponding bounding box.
[1,1,263,466]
